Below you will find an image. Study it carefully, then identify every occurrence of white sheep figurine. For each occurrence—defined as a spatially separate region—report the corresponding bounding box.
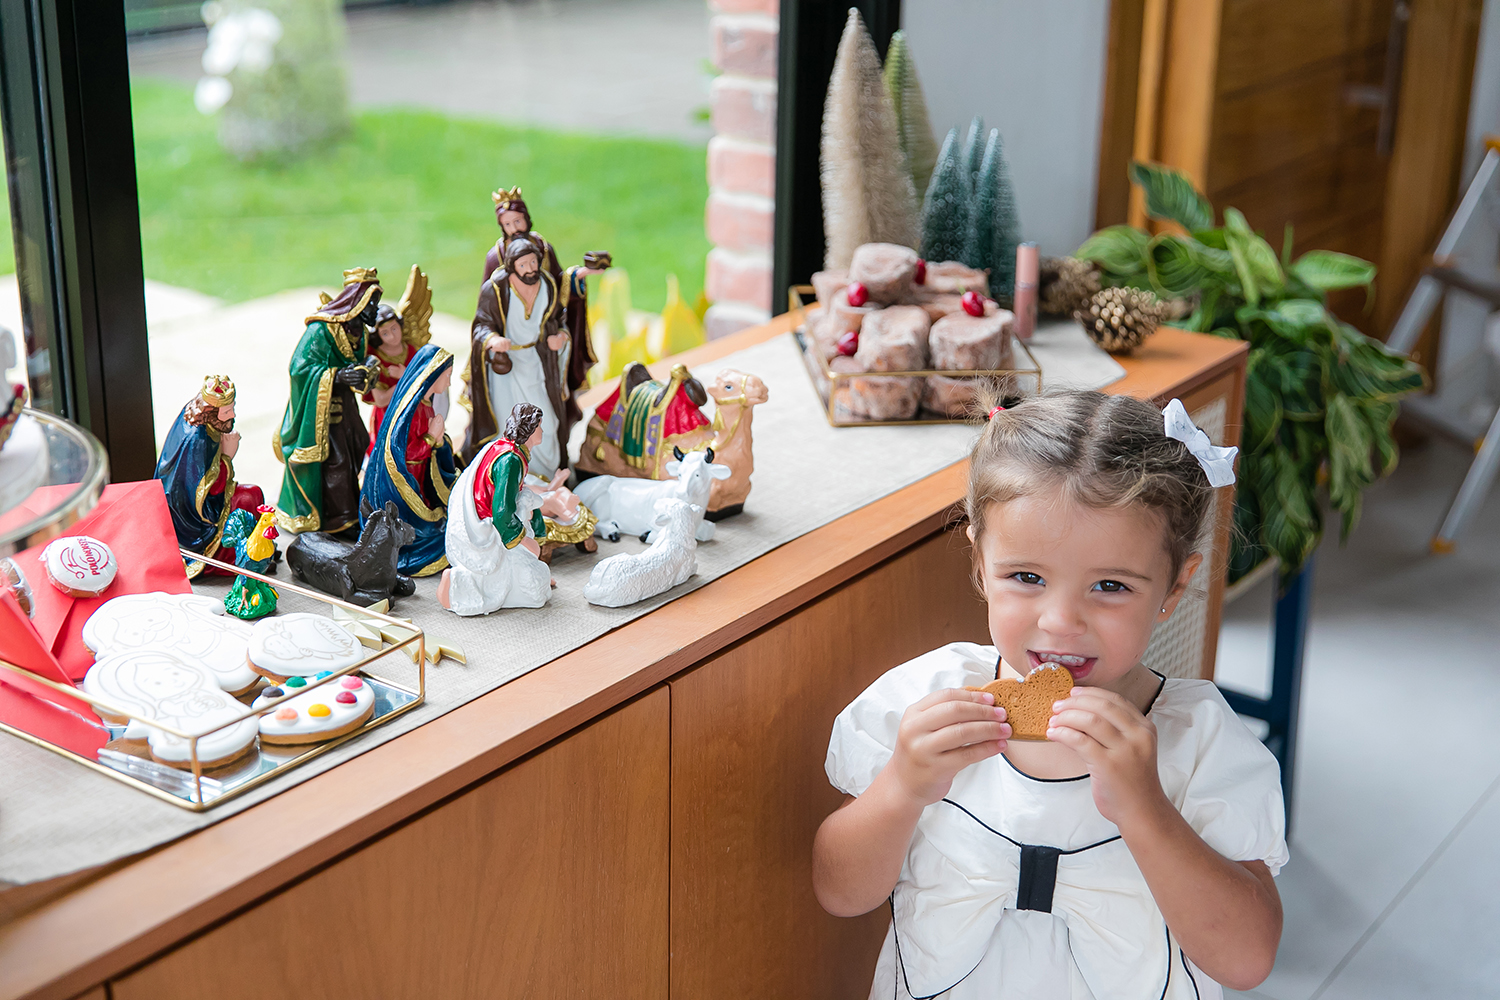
[573,447,730,544]
[582,498,701,608]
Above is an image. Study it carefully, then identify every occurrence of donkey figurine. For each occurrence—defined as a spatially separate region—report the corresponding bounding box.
[286,499,418,606]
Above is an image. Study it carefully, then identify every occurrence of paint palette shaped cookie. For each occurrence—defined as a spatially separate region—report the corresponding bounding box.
[252,673,375,745]
[83,592,258,696]
[83,649,259,769]
[966,663,1074,741]
[247,613,365,682]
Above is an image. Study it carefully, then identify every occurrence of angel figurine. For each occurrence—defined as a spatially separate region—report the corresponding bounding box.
[363,264,434,458]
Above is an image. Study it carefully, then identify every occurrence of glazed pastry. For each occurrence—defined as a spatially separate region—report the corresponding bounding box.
[82,592,258,696]
[247,612,365,682]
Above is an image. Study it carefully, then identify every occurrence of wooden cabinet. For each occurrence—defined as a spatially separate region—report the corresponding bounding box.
[668,530,990,998]
[111,688,671,1000]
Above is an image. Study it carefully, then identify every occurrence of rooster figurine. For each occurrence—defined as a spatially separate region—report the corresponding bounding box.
[223,504,280,620]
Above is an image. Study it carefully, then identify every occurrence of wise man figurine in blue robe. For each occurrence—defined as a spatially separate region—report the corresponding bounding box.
[155,374,265,578]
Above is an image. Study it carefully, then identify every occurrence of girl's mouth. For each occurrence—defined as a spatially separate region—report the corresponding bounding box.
[1028,650,1097,680]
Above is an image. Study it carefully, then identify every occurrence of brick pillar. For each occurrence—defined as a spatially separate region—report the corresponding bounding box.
[704,0,778,339]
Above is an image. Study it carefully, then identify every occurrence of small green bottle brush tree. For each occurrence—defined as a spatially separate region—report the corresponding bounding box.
[1075,162,1425,584]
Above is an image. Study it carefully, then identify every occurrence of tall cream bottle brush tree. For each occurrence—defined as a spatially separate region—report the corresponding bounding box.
[820,8,920,269]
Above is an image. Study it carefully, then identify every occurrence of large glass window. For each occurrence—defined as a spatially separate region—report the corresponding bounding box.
[127,0,714,493]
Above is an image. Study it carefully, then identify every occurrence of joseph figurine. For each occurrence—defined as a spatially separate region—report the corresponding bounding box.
[479,186,605,447]
[461,236,586,478]
[275,268,382,534]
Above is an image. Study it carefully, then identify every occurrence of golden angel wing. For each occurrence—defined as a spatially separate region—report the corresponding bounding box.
[395,264,433,347]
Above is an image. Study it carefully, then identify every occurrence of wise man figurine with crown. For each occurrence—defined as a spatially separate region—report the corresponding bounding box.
[156,374,271,576]
[463,186,610,474]
[275,267,383,536]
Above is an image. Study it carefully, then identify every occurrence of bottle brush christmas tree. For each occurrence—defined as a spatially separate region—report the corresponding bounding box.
[961,116,987,193]
[964,129,1022,300]
[920,127,971,265]
[882,31,939,203]
[820,8,920,268]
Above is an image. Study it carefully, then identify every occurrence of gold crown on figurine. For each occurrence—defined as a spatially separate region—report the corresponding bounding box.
[343,266,379,285]
[201,374,236,407]
[491,186,524,211]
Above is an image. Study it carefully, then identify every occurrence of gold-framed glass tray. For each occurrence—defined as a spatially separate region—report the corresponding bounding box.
[0,550,426,811]
[789,286,1043,427]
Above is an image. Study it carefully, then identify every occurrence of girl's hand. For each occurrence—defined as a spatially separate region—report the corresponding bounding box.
[889,689,1010,808]
[1046,687,1165,826]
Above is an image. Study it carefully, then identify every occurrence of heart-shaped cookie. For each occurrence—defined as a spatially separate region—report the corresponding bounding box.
[966,663,1074,741]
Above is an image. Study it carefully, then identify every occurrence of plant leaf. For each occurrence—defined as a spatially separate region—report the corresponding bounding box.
[1075,225,1150,278]
[1290,250,1376,291]
[1129,161,1214,232]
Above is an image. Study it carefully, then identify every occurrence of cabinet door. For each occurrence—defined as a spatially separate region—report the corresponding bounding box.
[113,687,670,1000]
[669,529,989,999]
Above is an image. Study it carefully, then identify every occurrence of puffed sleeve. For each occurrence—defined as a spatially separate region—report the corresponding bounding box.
[1154,680,1290,875]
[825,643,998,798]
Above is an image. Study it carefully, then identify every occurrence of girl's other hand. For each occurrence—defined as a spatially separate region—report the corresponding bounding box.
[1046,687,1165,826]
[890,689,1011,808]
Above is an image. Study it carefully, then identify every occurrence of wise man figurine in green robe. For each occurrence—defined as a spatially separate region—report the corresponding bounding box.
[274,268,383,535]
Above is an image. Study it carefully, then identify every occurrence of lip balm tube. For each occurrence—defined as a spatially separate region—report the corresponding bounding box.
[1013,242,1039,343]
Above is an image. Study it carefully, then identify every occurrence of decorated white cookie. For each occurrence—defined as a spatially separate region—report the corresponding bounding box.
[247,612,365,681]
[83,649,259,768]
[252,672,376,745]
[42,534,117,597]
[83,592,258,695]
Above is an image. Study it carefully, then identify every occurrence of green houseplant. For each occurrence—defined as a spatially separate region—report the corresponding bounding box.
[1076,163,1425,584]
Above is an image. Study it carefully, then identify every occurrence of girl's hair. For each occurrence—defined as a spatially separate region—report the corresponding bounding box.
[966,390,1215,578]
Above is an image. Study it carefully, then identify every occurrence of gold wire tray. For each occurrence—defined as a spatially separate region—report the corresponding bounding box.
[0,549,426,811]
[788,285,1043,427]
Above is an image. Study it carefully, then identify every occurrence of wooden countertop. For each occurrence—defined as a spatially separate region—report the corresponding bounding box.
[0,315,1246,1000]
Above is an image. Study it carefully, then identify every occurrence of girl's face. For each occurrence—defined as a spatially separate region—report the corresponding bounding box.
[970,497,1201,692]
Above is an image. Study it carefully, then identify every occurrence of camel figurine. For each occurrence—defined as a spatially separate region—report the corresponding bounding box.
[575,364,768,520]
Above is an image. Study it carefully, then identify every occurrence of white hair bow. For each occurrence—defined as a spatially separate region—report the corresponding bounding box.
[1163,398,1238,487]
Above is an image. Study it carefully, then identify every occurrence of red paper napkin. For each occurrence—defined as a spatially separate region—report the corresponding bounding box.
[0,589,107,757]
[11,480,192,680]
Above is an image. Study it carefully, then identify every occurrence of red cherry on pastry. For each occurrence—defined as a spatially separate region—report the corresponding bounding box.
[846,282,869,307]
[836,330,860,356]
[961,290,984,317]
[913,259,927,285]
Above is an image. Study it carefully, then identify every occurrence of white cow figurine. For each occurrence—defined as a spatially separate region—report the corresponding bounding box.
[582,498,701,608]
[573,446,730,543]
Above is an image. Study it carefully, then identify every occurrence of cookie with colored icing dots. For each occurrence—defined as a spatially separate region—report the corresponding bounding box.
[252,673,375,745]
[966,663,1074,741]
[83,648,259,769]
[247,612,365,682]
[83,592,258,696]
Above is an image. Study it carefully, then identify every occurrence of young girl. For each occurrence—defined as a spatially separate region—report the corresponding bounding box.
[814,391,1286,1000]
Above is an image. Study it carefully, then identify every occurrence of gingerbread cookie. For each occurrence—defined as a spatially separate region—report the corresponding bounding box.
[41,534,116,598]
[0,557,34,617]
[967,663,1074,741]
[83,649,259,769]
[247,613,365,682]
[83,592,258,696]
[252,672,376,746]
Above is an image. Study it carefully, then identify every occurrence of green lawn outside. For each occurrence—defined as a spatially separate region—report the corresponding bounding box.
[2,79,708,317]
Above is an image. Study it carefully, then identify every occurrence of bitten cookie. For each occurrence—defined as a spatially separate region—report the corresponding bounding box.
[41,535,116,598]
[83,592,258,696]
[252,673,376,746]
[83,649,259,769]
[247,612,365,683]
[967,664,1075,741]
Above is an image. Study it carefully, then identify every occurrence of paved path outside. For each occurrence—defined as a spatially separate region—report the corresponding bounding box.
[127,0,714,143]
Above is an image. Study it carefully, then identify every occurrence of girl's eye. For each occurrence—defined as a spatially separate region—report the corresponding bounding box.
[1010,572,1043,586]
[1093,580,1129,593]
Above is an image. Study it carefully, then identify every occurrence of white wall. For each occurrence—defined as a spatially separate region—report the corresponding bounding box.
[901,0,1111,256]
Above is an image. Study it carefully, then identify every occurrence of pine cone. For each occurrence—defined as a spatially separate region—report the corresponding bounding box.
[1075,286,1168,354]
[1039,256,1101,317]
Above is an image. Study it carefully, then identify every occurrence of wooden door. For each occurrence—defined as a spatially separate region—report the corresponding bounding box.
[668,528,991,999]
[111,688,671,1000]
[1100,0,1483,354]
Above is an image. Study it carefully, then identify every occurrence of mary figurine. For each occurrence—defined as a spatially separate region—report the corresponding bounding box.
[360,344,458,577]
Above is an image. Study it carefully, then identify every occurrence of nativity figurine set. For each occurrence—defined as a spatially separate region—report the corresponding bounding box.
[152,185,769,620]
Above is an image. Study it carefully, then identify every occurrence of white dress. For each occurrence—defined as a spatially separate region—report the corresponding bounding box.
[826,642,1289,1000]
[485,280,568,480]
[442,449,551,616]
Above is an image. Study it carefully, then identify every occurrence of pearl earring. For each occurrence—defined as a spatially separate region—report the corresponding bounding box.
[1160,606,1167,613]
